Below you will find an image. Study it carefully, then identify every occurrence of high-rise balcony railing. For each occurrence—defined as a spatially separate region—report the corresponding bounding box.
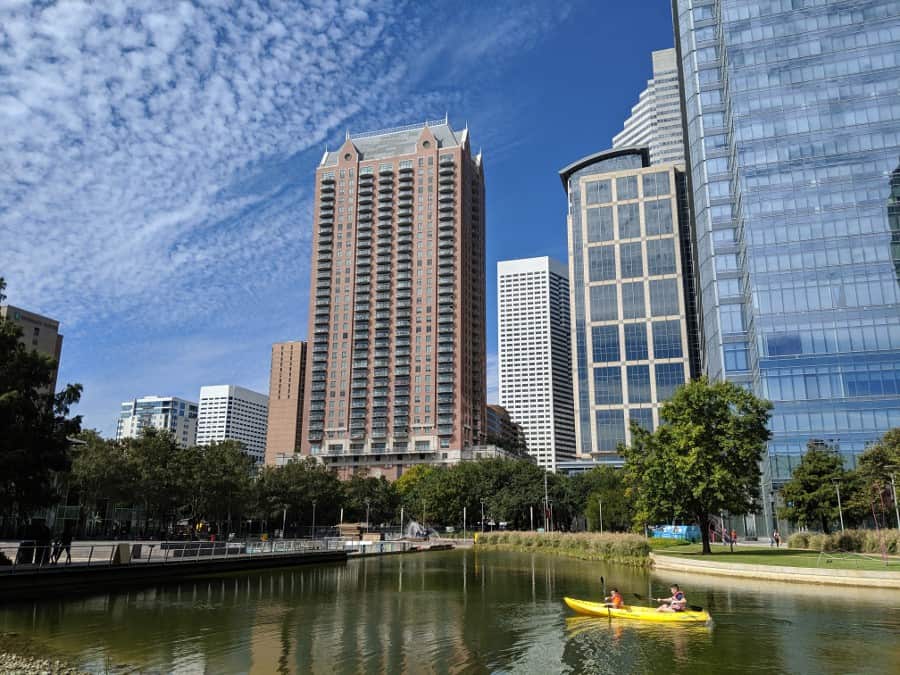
[378,167,393,176]
[438,165,454,176]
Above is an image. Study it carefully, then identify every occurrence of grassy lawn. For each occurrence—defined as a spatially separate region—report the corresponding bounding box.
[654,543,900,571]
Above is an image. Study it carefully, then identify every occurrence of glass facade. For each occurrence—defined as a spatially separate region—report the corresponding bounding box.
[675,0,900,484]
[563,148,697,456]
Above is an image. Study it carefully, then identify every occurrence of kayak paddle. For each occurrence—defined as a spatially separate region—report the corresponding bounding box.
[632,592,705,613]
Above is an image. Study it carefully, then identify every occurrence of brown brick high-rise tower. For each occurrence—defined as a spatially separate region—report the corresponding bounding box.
[301,118,486,479]
[264,340,307,466]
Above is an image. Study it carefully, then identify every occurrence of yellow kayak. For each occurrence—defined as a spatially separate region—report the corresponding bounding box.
[564,597,711,623]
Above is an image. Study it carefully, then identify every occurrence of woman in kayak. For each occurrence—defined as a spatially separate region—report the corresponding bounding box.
[656,584,687,612]
[604,588,624,609]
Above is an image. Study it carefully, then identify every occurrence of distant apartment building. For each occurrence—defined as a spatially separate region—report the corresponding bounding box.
[497,257,576,471]
[265,341,307,466]
[485,404,526,452]
[0,304,64,392]
[561,147,699,459]
[612,48,685,167]
[301,117,486,479]
[116,396,198,448]
[196,385,269,463]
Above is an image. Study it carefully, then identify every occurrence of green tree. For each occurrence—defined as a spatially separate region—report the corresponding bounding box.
[572,466,634,532]
[69,431,136,531]
[179,441,255,535]
[622,377,772,554]
[125,428,189,533]
[342,475,399,526]
[0,277,83,525]
[778,441,847,533]
[254,458,342,535]
[849,429,900,528]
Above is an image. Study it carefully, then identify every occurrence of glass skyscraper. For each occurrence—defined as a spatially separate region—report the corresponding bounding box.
[674,1,900,492]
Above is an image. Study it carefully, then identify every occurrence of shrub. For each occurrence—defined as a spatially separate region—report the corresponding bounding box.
[787,532,810,549]
[475,530,651,565]
[648,537,689,550]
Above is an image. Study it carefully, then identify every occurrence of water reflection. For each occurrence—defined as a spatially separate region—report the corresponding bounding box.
[0,551,898,674]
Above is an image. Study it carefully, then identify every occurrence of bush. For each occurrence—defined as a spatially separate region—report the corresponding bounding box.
[787,529,900,553]
[787,532,809,549]
[476,530,650,565]
[648,537,689,550]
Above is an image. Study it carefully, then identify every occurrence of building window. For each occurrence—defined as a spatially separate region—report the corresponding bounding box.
[587,206,614,243]
[585,179,612,205]
[629,408,654,432]
[592,325,620,363]
[617,203,641,239]
[616,175,638,200]
[621,282,645,319]
[620,242,643,279]
[642,172,670,197]
[647,238,677,276]
[644,199,673,235]
[649,279,679,316]
[593,367,623,404]
[589,246,616,282]
[724,343,750,372]
[590,284,618,322]
[627,365,652,403]
[720,304,745,334]
[595,409,625,451]
[655,363,685,400]
[652,320,683,358]
[624,324,648,360]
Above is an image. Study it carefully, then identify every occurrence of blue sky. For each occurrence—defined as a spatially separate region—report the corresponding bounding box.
[0,0,676,437]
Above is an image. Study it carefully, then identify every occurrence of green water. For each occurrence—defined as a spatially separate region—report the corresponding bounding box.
[1,550,899,674]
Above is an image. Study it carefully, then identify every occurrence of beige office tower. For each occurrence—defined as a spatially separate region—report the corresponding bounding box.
[264,341,307,466]
[0,304,64,392]
[301,118,487,479]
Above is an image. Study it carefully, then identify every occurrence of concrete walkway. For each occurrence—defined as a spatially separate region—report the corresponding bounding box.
[651,552,900,589]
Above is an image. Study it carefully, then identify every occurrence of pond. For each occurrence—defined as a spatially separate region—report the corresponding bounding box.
[1,550,898,673]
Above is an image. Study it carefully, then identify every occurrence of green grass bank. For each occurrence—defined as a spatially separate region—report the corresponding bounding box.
[787,529,900,554]
[654,543,900,571]
[474,531,652,566]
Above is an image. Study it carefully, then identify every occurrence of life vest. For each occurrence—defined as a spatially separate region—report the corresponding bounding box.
[672,591,686,609]
[611,592,624,608]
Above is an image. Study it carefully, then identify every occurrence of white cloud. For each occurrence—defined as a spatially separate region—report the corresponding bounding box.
[0,0,567,432]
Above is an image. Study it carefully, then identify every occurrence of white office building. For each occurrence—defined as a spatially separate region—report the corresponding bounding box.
[196,385,269,463]
[116,396,198,448]
[498,257,577,471]
[612,48,685,167]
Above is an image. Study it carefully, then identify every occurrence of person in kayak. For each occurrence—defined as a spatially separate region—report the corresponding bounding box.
[604,588,624,609]
[656,584,687,612]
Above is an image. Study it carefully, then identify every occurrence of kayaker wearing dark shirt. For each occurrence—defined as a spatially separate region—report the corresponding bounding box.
[656,584,687,612]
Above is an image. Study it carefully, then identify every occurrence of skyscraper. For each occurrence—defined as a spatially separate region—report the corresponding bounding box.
[0,304,64,393]
[561,147,698,458]
[301,118,486,479]
[265,341,307,466]
[497,256,576,470]
[196,385,269,463]
[612,48,685,166]
[116,395,198,448]
[673,1,900,495]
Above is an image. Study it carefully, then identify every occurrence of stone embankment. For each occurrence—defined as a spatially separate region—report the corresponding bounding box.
[0,652,87,674]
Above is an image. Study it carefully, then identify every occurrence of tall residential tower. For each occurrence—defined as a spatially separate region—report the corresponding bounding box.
[302,119,486,479]
[497,256,576,470]
[264,341,307,466]
[196,385,269,463]
[116,395,198,448]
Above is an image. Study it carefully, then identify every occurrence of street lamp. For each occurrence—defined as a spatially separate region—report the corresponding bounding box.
[312,500,317,540]
[365,498,371,533]
[833,480,845,532]
[598,497,603,534]
[480,499,485,533]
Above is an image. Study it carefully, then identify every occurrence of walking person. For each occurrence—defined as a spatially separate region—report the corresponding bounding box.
[773,530,781,548]
[54,523,73,564]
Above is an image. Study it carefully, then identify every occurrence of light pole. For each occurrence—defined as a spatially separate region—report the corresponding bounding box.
[312,500,317,540]
[598,498,603,534]
[480,499,485,533]
[833,480,845,532]
[281,505,287,539]
[365,498,371,533]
